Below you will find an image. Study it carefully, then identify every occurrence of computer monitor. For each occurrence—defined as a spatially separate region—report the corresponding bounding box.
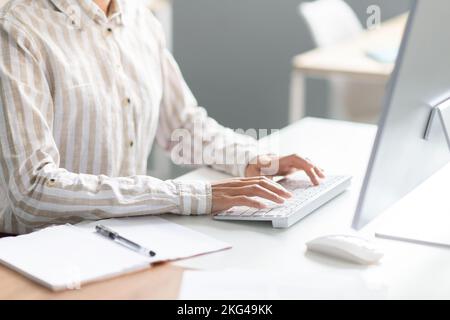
[353,0,450,230]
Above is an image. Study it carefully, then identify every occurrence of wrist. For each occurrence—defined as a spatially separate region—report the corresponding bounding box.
[174,181,212,215]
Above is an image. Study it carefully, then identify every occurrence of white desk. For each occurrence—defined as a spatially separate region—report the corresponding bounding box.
[2,118,450,299]
[165,118,450,299]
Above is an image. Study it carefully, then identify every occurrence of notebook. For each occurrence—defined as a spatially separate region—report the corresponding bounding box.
[0,216,231,291]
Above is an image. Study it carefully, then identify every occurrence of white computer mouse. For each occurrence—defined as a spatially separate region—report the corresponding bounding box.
[306,235,384,265]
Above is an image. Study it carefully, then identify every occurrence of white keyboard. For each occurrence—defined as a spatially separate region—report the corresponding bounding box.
[214,175,352,228]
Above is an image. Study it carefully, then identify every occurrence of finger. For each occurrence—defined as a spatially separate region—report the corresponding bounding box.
[214,181,291,200]
[314,166,325,178]
[234,177,292,198]
[232,196,266,209]
[305,168,320,186]
[214,176,266,187]
[241,185,286,204]
[238,176,270,181]
[212,176,266,188]
[216,176,292,197]
[212,178,244,188]
[257,179,292,198]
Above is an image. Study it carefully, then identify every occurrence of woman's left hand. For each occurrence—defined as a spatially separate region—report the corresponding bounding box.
[245,154,325,186]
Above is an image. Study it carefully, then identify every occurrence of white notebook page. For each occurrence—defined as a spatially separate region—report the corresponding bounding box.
[78,216,232,263]
[0,225,150,291]
[0,217,231,291]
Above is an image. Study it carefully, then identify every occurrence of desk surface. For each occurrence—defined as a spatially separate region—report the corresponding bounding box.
[2,118,450,299]
[293,15,407,80]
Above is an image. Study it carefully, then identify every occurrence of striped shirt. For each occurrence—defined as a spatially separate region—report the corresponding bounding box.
[0,0,258,234]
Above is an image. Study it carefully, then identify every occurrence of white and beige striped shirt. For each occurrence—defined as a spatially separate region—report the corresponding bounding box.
[0,0,258,234]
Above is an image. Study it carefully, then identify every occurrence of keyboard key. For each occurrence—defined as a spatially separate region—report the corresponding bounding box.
[242,208,258,216]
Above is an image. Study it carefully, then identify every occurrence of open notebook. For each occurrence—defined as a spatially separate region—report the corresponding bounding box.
[0,216,230,291]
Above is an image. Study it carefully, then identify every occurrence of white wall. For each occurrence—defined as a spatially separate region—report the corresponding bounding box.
[173,0,412,129]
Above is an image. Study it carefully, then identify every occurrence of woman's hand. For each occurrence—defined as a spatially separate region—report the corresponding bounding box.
[245,154,325,185]
[211,176,292,213]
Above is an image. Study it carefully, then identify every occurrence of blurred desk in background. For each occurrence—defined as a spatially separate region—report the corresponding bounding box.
[289,14,408,123]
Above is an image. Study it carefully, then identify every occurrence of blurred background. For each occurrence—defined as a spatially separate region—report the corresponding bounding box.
[0,0,413,179]
[173,0,409,127]
[151,0,412,178]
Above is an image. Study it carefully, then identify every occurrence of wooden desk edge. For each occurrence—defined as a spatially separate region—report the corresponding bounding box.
[0,262,184,300]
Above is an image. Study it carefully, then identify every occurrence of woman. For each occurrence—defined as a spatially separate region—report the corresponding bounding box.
[0,0,324,234]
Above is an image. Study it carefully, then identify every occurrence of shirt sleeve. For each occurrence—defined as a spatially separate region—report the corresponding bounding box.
[0,18,212,235]
[154,23,260,178]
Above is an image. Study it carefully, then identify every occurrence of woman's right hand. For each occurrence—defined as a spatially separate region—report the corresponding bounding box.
[211,176,293,213]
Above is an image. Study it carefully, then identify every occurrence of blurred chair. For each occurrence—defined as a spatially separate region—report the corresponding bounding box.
[296,0,385,123]
[299,0,363,48]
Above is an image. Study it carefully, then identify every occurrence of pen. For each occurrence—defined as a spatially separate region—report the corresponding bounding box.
[95,225,156,257]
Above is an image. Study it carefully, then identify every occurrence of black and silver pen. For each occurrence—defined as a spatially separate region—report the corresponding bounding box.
[95,225,156,257]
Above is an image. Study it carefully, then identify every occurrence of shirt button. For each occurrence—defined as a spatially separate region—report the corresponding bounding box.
[129,141,134,147]
[123,98,131,107]
[47,178,57,187]
[107,27,113,33]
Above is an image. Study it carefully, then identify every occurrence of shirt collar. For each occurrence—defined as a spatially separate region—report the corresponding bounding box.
[50,0,128,27]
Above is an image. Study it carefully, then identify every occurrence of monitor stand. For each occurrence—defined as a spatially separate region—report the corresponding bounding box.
[424,97,450,149]
[375,162,450,249]
[375,99,450,248]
